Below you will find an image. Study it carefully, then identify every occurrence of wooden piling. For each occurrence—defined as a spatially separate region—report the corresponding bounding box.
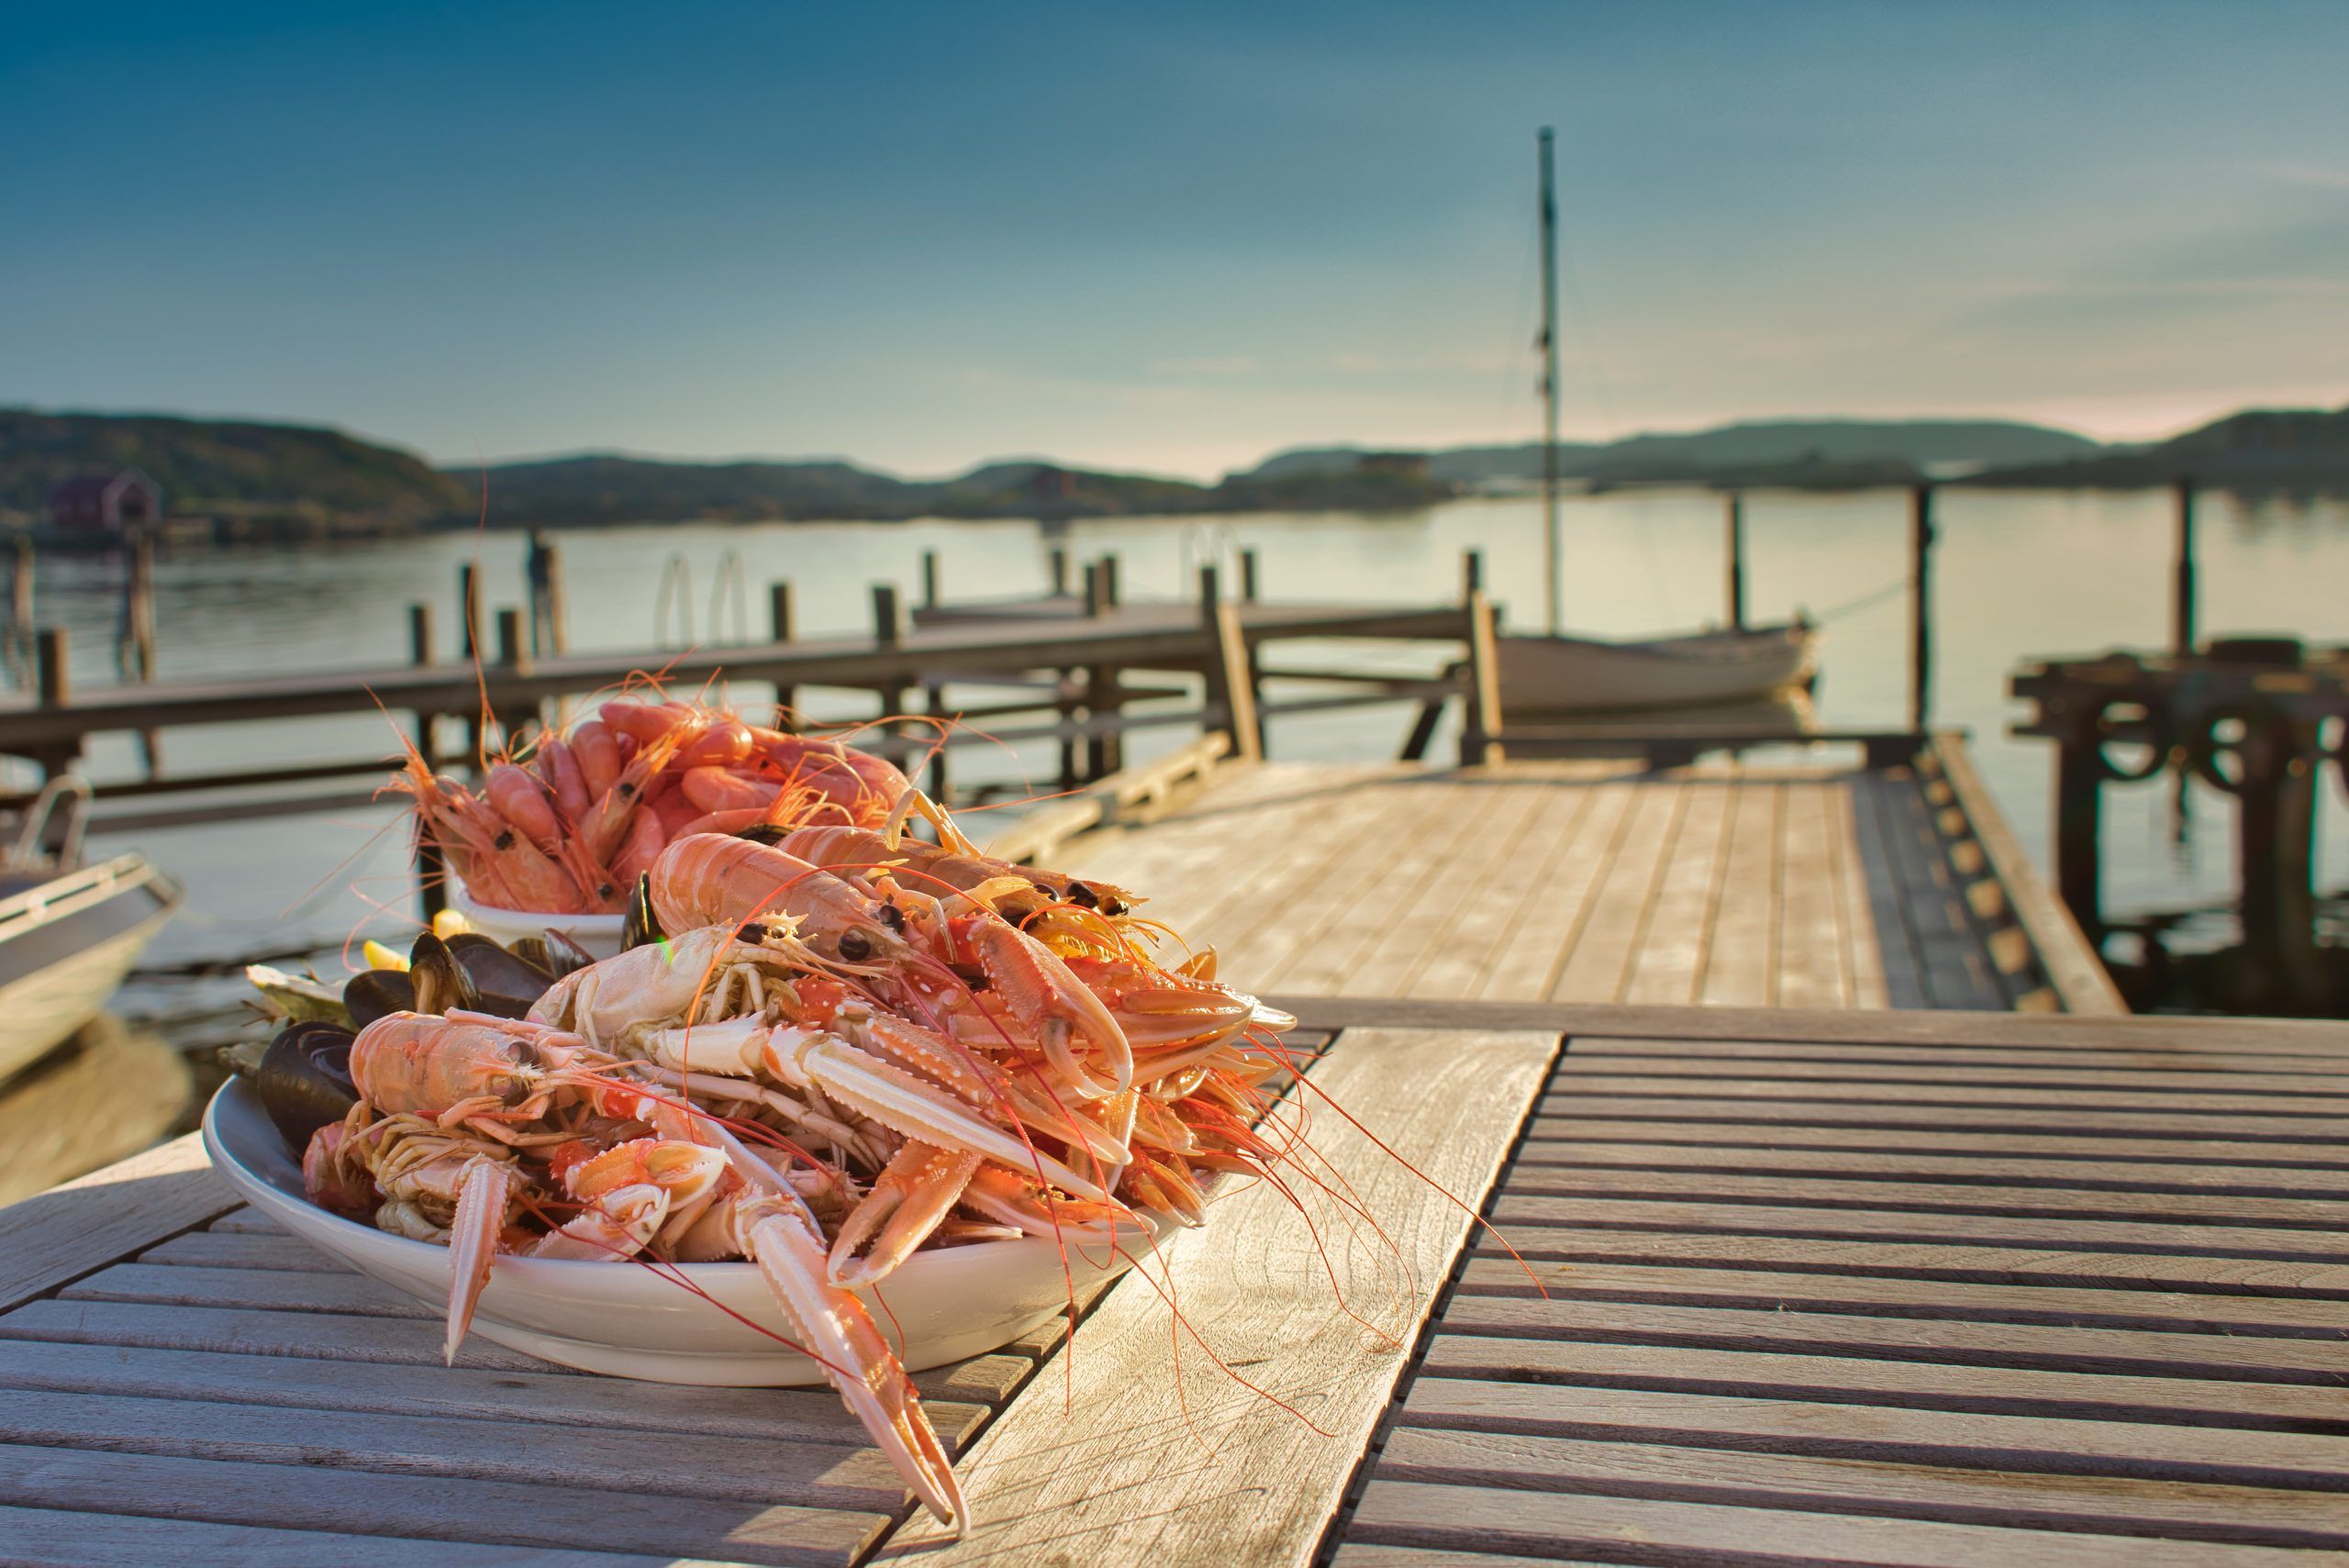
[118,533,157,683]
[1462,550,1484,598]
[1207,601,1264,764]
[1098,555,1121,608]
[410,613,447,922]
[1909,484,1935,730]
[406,604,436,667]
[35,628,68,708]
[920,550,941,610]
[1083,562,1108,618]
[1197,563,1221,625]
[2172,476,2198,657]
[769,582,799,728]
[2052,722,2102,937]
[1459,593,1505,767]
[527,534,569,657]
[1240,550,1260,603]
[2238,714,2323,1008]
[495,608,526,670]
[872,584,905,647]
[5,536,30,687]
[1724,494,1747,631]
[1049,548,1069,597]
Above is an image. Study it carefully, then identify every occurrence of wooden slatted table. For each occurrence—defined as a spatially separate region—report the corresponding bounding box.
[3,1001,2343,1565]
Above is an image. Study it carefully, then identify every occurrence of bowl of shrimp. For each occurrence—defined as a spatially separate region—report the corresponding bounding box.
[205,1073,1180,1385]
[395,697,913,956]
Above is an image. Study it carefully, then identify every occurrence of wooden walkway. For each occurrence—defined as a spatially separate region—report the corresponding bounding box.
[2,1002,2343,1564]
[1058,751,2118,1014]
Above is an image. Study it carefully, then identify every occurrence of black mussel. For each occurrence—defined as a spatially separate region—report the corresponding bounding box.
[734,823,789,846]
[512,929,596,979]
[622,873,665,951]
[342,967,416,1029]
[249,1020,359,1152]
[408,931,484,1016]
[446,931,554,1003]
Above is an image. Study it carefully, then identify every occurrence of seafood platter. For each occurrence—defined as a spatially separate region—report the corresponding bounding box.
[214,697,1302,1532]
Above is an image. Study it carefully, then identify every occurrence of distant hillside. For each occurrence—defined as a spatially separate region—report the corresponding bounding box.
[1967,404,2349,491]
[472,454,921,524]
[0,408,463,525]
[1240,418,2099,493]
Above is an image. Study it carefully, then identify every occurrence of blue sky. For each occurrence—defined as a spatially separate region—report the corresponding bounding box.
[6,2,2346,477]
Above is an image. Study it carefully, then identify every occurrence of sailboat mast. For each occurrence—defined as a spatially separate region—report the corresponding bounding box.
[1537,126,1563,636]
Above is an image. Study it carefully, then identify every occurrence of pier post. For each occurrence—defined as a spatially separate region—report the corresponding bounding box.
[1459,593,1505,767]
[1908,484,1935,730]
[872,584,905,647]
[2052,719,2102,937]
[410,608,447,922]
[5,536,32,686]
[1240,550,1260,603]
[495,607,527,670]
[1197,563,1221,625]
[1724,494,1747,631]
[35,628,67,708]
[1083,562,1108,618]
[1462,550,1484,598]
[1207,601,1264,764]
[920,550,941,610]
[2172,477,2198,657]
[1049,548,1069,597]
[2237,714,2323,1010]
[1098,555,1121,608]
[769,582,799,728]
[118,532,157,683]
[525,534,568,657]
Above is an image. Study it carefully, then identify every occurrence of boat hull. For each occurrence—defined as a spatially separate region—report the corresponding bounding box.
[1497,622,1820,716]
[0,854,184,1085]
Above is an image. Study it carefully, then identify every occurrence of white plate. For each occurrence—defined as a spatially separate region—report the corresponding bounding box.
[203,1079,1177,1385]
[449,884,627,961]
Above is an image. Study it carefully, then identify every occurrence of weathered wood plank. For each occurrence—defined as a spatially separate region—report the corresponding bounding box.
[0,1386,913,1510]
[1831,775,1892,1008]
[1542,1073,2349,1118]
[1478,784,1634,1002]
[0,1505,754,1568]
[1487,1192,2349,1261]
[1526,1116,2349,1167]
[1697,779,1780,1007]
[0,1339,989,1448]
[869,1026,1558,1564]
[0,1134,236,1313]
[64,1261,435,1317]
[1494,1167,2349,1229]
[1776,782,1849,1008]
[1364,775,1550,995]
[1404,776,1597,999]
[1524,1095,2349,1141]
[1619,778,1731,1006]
[1449,1257,2349,1335]
[1375,1429,2349,1550]
[1416,1335,2349,1429]
[1396,1377,2349,1489]
[1551,1053,2349,1094]
[1549,782,1681,1004]
[1346,1477,2314,1566]
[1467,1231,2349,1296]
[202,1207,283,1234]
[0,1297,1031,1403]
[138,1231,351,1272]
[0,1443,882,1568]
[1507,1137,2349,1195]
[1431,1293,2349,1385]
[1272,996,2349,1051]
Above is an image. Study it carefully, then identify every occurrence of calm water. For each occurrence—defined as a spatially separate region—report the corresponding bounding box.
[18,488,2345,1022]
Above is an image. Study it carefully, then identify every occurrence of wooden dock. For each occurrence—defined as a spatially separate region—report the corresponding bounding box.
[3,998,2343,1564]
[1044,736,2121,1015]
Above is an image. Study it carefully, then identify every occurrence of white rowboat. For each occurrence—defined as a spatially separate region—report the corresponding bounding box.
[1498,620,1820,715]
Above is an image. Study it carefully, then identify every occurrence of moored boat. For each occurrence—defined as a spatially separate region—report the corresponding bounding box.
[0,780,184,1085]
[1498,618,1820,714]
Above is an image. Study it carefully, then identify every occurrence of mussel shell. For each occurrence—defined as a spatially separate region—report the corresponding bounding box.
[510,930,596,979]
[622,873,664,951]
[407,931,484,1016]
[249,1020,359,1152]
[445,931,553,1001]
[342,968,416,1029]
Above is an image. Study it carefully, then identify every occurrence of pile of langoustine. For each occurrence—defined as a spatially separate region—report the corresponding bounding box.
[250,712,1299,1533]
[392,696,908,913]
